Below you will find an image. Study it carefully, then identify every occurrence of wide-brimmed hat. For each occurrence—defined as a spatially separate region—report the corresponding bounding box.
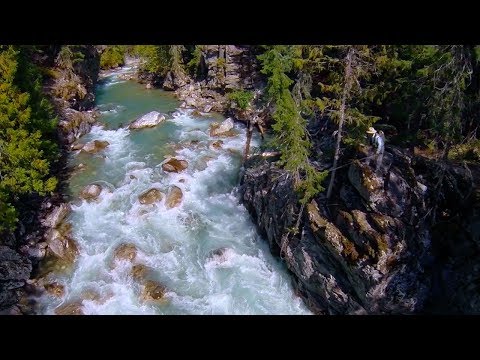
[366,127,377,134]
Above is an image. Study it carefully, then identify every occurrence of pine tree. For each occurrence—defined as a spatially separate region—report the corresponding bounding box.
[258,46,327,204]
[0,46,57,233]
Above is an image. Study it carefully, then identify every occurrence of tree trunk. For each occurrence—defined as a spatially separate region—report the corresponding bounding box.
[243,120,254,164]
[256,122,265,140]
[326,47,354,200]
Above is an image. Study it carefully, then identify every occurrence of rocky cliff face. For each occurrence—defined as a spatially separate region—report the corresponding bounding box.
[47,45,101,145]
[241,146,480,314]
[167,45,263,116]
[200,45,261,91]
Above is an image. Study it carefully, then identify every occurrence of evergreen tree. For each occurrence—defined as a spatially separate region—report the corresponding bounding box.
[100,46,125,69]
[0,45,57,233]
[258,45,327,204]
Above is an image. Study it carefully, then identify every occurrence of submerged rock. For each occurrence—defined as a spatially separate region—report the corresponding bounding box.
[165,186,183,209]
[128,111,166,129]
[71,142,84,151]
[54,301,84,315]
[207,248,231,264]
[141,280,167,303]
[80,140,110,154]
[44,282,65,297]
[80,289,113,304]
[77,163,87,171]
[113,243,137,263]
[138,188,163,205]
[191,110,203,117]
[210,140,223,150]
[162,158,188,173]
[131,264,150,281]
[79,184,102,201]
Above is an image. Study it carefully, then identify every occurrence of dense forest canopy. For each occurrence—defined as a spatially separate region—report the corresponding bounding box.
[0,45,58,234]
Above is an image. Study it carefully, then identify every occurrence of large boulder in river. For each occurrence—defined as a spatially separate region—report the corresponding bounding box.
[128,111,166,129]
[165,186,183,209]
[141,280,167,303]
[80,140,110,154]
[138,188,163,205]
[162,158,188,173]
[210,118,235,137]
[79,184,102,201]
[44,228,79,263]
[113,243,137,263]
[71,142,84,151]
[131,264,152,282]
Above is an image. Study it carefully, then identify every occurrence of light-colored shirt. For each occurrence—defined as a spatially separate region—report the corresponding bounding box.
[370,133,385,154]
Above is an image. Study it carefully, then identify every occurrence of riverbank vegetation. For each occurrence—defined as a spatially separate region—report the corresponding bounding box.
[4,44,480,236]
[0,46,58,234]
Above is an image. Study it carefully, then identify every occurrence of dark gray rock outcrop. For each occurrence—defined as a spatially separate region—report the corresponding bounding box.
[0,246,32,310]
[241,147,480,314]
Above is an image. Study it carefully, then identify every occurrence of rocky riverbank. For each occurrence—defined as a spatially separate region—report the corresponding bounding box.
[138,45,268,128]
[3,45,478,315]
[0,46,101,314]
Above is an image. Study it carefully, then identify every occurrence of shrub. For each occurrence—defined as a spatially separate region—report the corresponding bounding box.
[228,90,254,110]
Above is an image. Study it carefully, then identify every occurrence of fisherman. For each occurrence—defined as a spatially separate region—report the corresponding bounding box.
[366,126,385,173]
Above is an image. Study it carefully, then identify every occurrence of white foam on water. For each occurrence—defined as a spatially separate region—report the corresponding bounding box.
[37,86,311,315]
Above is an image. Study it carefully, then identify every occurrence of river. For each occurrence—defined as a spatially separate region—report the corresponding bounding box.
[36,64,311,315]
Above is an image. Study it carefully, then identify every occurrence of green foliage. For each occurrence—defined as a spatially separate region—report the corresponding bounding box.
[170,45,186,74]
[100,46,125,69]
[424,46,471,145]
[0,192,17,232]
[56,45,85,70]
[132,45,187,79]
[135,45,172,76]
[187,45,203,76]
[448,140,480,161]
[228,90,253,110]
[216,57,226,69]
[0,45,58,234]
[258,46,327,203]
[259,44,480,202]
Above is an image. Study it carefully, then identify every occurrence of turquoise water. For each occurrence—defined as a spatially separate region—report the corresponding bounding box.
[38,65,311,315]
